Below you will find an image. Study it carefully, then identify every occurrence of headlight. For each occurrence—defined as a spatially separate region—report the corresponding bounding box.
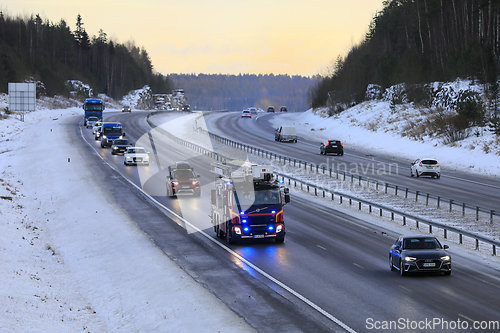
[276,224,283,233]
[404,256,417,262]
[192,181,198,185]
[172,181,179,185]
[103,135,107,139]
[234,227,241,235]
[440,255,451,261]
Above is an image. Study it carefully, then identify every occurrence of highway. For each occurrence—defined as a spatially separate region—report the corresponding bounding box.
[75,111,500,332]
[203,111,500,213]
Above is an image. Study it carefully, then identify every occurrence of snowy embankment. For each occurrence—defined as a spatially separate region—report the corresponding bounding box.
[272,101,500,177]
[0,104,254,332]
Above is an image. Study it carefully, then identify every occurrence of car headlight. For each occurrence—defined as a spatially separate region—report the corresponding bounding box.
[192,181,198,185]
[404,256,417,262]
[276,224,283,233]
[440,255,450,261]
[172,181,179,185]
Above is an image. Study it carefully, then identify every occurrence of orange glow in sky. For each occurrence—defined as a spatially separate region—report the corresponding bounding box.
[2,0,384,76]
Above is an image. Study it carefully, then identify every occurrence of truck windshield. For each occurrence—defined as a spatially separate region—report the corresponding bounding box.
[85,103,103,111]
[103,127,122,136]
[234,187,281,206]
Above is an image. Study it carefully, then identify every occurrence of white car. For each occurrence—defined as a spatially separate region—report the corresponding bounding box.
[124,147,150,166]
[241,110,251,118]
[411,158,440,178]
[92,122,102,135]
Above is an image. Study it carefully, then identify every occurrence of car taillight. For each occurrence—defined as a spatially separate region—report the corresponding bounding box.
[340,142,343,147]
[437,163,440,167]
[419,162,422,166]
[325,142,329,146]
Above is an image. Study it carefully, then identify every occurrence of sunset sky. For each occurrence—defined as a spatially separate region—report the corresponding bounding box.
[2,0,384,77]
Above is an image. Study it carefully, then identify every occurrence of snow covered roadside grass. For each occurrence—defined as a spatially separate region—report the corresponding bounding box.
[270,100,500,177]
[0,107,255,332]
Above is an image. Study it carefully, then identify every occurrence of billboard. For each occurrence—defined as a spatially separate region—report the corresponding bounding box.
[8,83,36,112]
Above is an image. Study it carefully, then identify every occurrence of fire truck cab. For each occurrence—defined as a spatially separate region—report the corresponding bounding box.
[210,161,290,244]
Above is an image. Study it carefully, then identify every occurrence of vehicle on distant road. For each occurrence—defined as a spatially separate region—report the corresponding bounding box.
[267,106,275,113]
[121,105,131,113]
[241,110,251,118]
[123,147,150,166]
[249,107,258,115]
[182,105,191,111]
[280,106,288,112]
[100,122,125,148]
[320,140,344,156]
[92,122,102,135]
[83,97,104,127]
[86,116,99,129]
[166,161,201,197]
[275,126,297,142]
[111,139,132,155]
[389,235,451,276]
[410,158,440,178]
[93,125,102,140]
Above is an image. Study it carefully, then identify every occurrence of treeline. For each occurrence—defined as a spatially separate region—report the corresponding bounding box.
[169,73,317,112]
[0,12,170,99]
[312,0,500,109]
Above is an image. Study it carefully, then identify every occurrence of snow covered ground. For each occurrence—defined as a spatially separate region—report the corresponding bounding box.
[0,102,255,332]
[2,90,500,331]
[271,101,500,177]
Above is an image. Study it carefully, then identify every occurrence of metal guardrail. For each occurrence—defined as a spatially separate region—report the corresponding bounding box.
[194,112,498,224]
[147,111,500,255]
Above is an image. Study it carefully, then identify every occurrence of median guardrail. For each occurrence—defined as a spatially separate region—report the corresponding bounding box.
[194,112,498,225]
[147,111,500,255]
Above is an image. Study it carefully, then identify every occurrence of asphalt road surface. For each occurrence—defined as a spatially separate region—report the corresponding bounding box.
[73,111,500,332]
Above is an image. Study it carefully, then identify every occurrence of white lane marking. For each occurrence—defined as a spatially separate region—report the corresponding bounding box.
[399,285,412,292]
[353,263,364,269]
[459,314,474,322]
[317,245,327,250]
[443,174,500,189]
[79,124,357,333]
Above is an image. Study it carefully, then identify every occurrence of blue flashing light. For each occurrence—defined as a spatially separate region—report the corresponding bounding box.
[268,226,274,231]
[243,227,249,232]
[240,211,245,215]
[226,181,231,185]
[271,210,276,214]
[242,219,248,223]
[279,179,284,183]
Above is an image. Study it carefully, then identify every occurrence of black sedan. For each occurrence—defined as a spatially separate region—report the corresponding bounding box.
[111,139,132,155]
[320,140,344,156]
[389,235,451,276]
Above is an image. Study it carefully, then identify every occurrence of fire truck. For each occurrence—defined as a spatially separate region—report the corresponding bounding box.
[210,161,290,244]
